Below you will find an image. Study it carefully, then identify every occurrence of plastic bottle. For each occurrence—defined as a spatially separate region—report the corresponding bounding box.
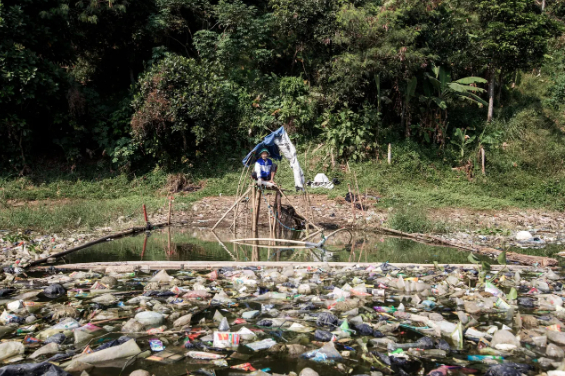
[407,349,447,359]
[467,355,504,361]
[373,306,396,313]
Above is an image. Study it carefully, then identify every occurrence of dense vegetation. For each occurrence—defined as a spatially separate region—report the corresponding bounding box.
[1,0,565,219]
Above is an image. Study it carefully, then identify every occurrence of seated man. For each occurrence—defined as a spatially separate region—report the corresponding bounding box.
[251,148,277,186]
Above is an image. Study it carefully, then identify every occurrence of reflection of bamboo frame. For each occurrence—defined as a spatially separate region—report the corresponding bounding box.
[212,165,321,238]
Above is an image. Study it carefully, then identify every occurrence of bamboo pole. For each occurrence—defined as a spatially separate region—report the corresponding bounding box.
[251,184,257,235]
[387,144,391,164]
[357,239,366,263]
[348,239,356,262]
[233,166,251,233]
[305,189,315,230]
[254,187,262,237]
[211,231,237,261]
[35,261,544,272]
[232,238,316,245]
[211,186,251,230]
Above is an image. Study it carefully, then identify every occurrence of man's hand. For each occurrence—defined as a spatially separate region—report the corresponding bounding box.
[269,180,277,186]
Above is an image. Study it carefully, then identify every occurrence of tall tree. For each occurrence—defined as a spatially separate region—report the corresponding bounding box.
[474,0,559,121]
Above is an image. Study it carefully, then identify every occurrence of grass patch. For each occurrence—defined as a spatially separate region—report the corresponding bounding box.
[0,143,563,234]
[387,206,450,234]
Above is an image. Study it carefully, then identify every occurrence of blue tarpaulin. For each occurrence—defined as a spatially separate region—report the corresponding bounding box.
[242,126,286,167]
[242,126,305,189]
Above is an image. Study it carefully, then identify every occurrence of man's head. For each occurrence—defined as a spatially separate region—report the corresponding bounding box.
[260,149,269,160]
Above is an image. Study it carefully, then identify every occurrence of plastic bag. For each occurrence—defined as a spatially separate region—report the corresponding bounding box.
[44,333,66,345]
[0,342,24,361]
[134,311,164,326]
[0,362,71,376]
[316,312,338,327]
[43,284,66,299]
[314,329,333,342]
[246,338,277,351]
[76,339,141,365]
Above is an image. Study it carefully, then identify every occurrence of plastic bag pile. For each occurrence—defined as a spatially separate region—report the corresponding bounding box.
[0,263,563,376]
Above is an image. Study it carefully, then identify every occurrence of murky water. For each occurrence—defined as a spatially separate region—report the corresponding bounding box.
[60,226,563,266]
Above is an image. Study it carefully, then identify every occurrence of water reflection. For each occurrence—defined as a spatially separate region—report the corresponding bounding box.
[59,225,520,265]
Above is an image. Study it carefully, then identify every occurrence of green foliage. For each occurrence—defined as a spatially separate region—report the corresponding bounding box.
[319,104,380,161]
[131,54,241,167]
[450,128,476,159]
[475,0,560,72]
[388,206,448,234]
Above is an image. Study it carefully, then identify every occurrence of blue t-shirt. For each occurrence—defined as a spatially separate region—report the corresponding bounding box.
[255,158,273,180]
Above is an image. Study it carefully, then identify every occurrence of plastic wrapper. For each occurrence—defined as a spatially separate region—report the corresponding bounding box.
[212,332,240,348]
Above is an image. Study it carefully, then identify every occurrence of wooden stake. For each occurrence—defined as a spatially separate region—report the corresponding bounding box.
[330,147,336,169]
[167,198,172,225]
[142,204,148,223]
[212,186,251,230]
[481,147,485,175]
[347,184,356,223]
[254,187,262,237]
[387,144,392,165]
[251,184,257,235]
[353,170,364,217]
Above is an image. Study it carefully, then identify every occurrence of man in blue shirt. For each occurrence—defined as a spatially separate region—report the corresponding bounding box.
[252,148,277,186]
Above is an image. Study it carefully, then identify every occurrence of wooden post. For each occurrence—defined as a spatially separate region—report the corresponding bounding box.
[167,198,172,225]
[254,187,262,237]
[387,144,391,165]
[348,184,356,223]
[481,147,485,175]
[274,190,282,237]
[330,147,336,169]
[143,204,148,224]
[353,170,364,217]
[251,184,257,235]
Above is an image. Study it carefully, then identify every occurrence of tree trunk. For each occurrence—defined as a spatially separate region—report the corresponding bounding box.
[542,0,546,11]
[496,69,504,105]
[487,67,495,122]
[402,102,409,138]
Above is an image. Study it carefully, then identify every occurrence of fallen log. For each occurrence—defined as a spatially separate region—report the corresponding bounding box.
[375,226,558,267]
[28,221,187,267]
